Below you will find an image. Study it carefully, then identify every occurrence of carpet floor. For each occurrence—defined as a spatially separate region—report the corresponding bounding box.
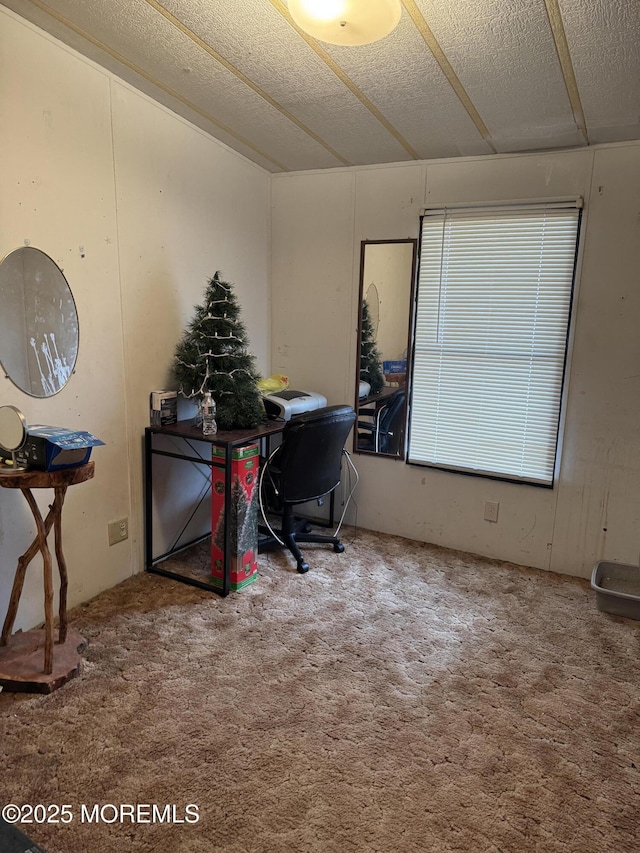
[1,528,639,853]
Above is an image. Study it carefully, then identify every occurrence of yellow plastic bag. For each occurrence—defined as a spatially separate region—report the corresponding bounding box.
[257,374,289,395]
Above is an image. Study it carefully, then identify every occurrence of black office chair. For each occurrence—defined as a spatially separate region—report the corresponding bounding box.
[357,389,405,454]
[259,405,356,574]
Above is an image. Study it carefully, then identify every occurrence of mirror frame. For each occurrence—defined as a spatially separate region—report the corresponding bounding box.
[0,405,29,473]
[0,405,27,454]
[354,238,417,459]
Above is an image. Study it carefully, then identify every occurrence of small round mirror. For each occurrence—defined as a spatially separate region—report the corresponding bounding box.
[0,405,28,473]
[0,247,79,397]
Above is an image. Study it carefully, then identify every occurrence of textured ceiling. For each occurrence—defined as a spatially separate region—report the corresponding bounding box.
[3,0,639,173]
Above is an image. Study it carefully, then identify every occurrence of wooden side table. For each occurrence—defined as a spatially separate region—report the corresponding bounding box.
[0,462,94,693]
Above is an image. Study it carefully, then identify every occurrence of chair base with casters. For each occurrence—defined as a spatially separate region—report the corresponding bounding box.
[259,505,345,574]
[258,404,356,574]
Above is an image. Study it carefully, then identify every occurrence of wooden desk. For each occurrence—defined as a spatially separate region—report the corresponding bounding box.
[0,462,94,692]
[358,385,400,410]
[145,420,285,596]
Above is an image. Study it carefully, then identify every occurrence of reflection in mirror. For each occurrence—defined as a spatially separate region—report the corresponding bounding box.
[355,239,417,458]
[0,247,79,397]
[365,283,380,338]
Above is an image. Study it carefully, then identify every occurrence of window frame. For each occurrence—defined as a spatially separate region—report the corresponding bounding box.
[406,198,583,488]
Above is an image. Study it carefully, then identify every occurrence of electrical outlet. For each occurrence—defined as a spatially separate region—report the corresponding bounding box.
[108,517,129,546]
[484,501,500,523]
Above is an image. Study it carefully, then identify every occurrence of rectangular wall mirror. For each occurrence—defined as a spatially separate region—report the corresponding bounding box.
[354,239,417,458]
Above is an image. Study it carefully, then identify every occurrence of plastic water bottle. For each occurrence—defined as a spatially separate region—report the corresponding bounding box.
[202,391,217,436]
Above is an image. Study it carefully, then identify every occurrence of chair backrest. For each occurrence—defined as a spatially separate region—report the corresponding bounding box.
[273,405,356,504]
[377,389,405,454]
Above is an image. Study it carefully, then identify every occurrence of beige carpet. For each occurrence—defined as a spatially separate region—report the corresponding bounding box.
[1,528,639,853]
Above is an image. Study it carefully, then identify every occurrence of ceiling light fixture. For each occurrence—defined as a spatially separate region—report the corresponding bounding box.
[288,0,402,46]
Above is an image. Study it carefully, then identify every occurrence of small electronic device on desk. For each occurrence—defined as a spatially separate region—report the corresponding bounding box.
[262,389,328,421]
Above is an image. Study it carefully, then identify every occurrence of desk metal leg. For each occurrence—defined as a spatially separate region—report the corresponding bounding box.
[145,431,230,596]
[144,429,153,570]
[144,427,280,596]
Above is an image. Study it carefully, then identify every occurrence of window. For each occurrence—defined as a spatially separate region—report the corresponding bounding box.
[408,201,581,486]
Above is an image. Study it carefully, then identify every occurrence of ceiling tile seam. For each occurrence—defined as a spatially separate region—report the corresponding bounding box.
[143,0,351,166]
[268,0,421,160]
[24,0,290,171]
[543,0,589,144]
[400,0,496,154]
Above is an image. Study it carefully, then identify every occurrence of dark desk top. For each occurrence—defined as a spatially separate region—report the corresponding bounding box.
[146,418,285,447]
[358,386,402,408]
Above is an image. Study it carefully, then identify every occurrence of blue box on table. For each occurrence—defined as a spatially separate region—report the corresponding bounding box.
[382,360,407,374]
[15,426,105,471]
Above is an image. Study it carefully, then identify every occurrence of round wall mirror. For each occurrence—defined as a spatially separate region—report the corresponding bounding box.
[0,246,79,397]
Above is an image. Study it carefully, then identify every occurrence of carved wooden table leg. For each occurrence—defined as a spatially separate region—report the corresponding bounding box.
[0,500,57,647]
[53,485,69,644]
[22,488,55,673]
[0,462,94,692]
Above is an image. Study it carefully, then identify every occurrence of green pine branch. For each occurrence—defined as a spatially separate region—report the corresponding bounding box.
[360,300,384,394]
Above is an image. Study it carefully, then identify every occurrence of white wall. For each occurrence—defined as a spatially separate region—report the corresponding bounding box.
[272,145,640,578]
[2,8,638,635]
[0,9,271,631]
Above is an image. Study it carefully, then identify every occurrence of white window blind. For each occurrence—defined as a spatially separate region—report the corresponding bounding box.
[408,201,581,486]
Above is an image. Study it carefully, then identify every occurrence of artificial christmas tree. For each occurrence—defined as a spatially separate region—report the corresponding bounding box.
[173,271,264,430]
[360,299,385,394]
